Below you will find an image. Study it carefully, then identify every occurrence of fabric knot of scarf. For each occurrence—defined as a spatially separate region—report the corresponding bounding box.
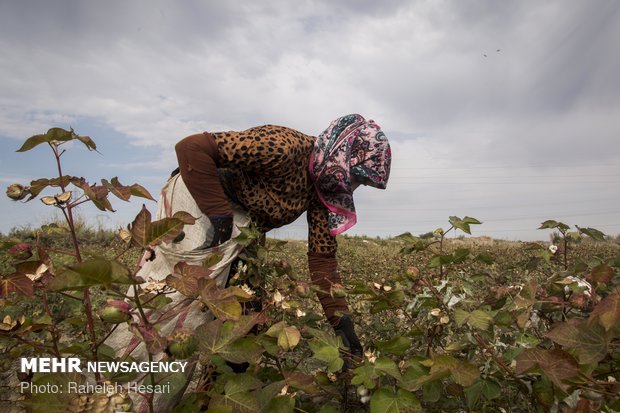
[309,114,391,236]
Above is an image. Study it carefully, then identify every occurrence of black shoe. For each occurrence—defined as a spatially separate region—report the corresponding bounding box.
[334,315,363,367]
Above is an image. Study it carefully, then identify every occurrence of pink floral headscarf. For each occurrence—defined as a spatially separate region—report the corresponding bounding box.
[309,114,391,236]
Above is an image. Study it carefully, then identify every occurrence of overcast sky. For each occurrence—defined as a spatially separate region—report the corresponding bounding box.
[1,0,619,241]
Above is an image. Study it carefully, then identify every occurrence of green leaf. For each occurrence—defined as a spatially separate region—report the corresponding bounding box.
[576,226,606,241]
[16,128,74,152]
[277,326,301,351]
[196,313,266,361]
[451,361,480,387]
[449,216,482,235]
[257,381,286,409]
[588,293,620,332]
[27,178,51,199]
[452,248,470,264]
[468,310,493,331]
[387,288,405,302]
[166,262,212,298]
[422,381,442,403]
[204,252,224,268]
[532,376,555,408]
[140,293,173,310]
[258,335,280,357]
[221,337,264,364]
[75,134,97,151]
[402,357,453,390]
[319,405,340,413]
[475,252,495,265]
[371,299,392,314]
[265,321,286,338]
[400,362,429,391]
[283,371,318,395]
[97,343,117,360]
[0,239,21,250]
[515,348,580,392]
[0,272,34,297]
[463,216,482,225]
[203,293,242,322]
[429,355,456,373]
[376,336,412,356]
[48,259,133,291]
[16,127,97,154]
[307,327,343,372]
[200,281,242,322]
[129,205,196,248]
[375,357,402,380]
[83,183,115,211]
[307,327,341,348]
[128,324,167,354]
[27,176,83,200]
[172,210,197,225]
[102,178,131,201]
[351,363,378,389]
[538,220,570,232]
[261,395,295,413]
[454,309,493,331]
[129,205,152,247]
[265,322,301,351]
[233,226,262,247]
[428,254,453,268]
[370,388,421,413]
[464,379,501,410]
[539,219,559,229]
[225,373,263,393]
[16,134,52,152]
[454,309,469,327]
[397,234,435,254]
[589,264,615,284]
[546,319,610,365]
[205,405,233,413]
[212,373,262,413]
[130,183,155,201]
[149,216,190,245]
[309,340,343,372]
[395,232,416,241]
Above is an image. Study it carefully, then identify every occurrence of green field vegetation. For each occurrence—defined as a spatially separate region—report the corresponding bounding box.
[1,128,619,413]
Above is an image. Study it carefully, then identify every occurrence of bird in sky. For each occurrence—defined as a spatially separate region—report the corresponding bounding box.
[483,49,501,57]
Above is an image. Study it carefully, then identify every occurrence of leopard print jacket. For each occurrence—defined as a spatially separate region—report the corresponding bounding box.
[212,125,337,255]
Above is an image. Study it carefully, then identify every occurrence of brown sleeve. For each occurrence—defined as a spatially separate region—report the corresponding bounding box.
[307,196,347,326]
[307,252,350,327]
[175,132,233,218]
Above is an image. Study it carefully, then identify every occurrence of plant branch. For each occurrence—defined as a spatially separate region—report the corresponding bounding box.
[57,291,84,301]
[42,246,78,257]
[563,232,568,271]
[472,332,515,378]
[147,352,155,413]
[132,283,151,327]
[41,291,61,358]
[7,334,55,354]
[94,324,120,350]
[49,141,102,380]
